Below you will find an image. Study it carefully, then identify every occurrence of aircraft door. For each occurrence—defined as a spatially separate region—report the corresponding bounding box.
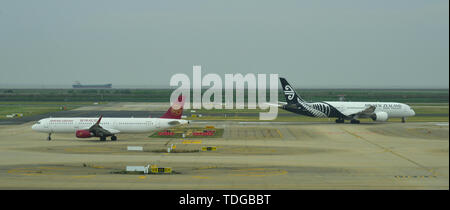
[74,119,80,130]
[44,120,53,132]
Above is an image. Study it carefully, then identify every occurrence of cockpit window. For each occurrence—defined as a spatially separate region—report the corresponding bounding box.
[36,121,41,124]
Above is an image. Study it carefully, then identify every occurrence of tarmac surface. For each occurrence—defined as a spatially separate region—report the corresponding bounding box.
[0,103,448,189]
[1,109,447,126]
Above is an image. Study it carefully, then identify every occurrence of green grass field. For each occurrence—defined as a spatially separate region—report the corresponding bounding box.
[0,89,447,122]
[185,115,449,122]
[1,88,448,103]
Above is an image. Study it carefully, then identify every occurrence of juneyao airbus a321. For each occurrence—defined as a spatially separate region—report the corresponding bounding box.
[32,95,188,141]
[275,78,415,124]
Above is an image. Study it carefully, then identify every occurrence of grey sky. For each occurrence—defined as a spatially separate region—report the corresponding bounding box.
[0,0,448,88]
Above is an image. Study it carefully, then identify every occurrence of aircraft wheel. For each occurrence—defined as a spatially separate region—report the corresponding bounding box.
[350,119,360,124]
[335,119,344,123]
[111,136,117,141]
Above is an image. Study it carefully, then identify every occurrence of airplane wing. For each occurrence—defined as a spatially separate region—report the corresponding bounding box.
[264,102,287,107]
[342,105,376,118]
[84,116,120,136]
[80,126,120,134]
[100,128,120,134]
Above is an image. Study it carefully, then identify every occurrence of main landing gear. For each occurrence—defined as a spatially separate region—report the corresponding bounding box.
[350,119,360,124]
[402,117,406,123]
[335,118,361,124]
[335,118,345,123]
[99,135,117,141]
[47,133,52,141]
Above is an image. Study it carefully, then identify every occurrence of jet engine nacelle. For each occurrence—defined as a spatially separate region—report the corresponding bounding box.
[371,112,389,122]
[76,129,94,138]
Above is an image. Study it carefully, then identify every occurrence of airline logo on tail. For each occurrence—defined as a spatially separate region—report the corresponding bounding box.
[160,95,185,119]
[280,77,304,104]
[283,85,295,100]
[279,77,328,118]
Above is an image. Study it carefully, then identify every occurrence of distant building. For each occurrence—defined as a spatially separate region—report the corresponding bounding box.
[72,81,112,89]
[337,94,346,101]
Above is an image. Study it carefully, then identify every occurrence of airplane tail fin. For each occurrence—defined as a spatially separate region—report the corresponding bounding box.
[160,95,185,119]
[279,77,305,104]
[95,115,103,125]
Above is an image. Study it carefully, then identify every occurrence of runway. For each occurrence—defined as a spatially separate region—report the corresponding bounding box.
[0,120,447,189]
[0,111,446,125]
[0,102,448,189]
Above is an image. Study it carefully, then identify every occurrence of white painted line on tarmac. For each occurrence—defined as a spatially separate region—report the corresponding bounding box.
[435,123,448,126]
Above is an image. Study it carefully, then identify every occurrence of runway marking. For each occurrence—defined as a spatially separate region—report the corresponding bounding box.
[285,127,297,139]
[276,129,283,139]
[182,140,202,144]
[342,128,439,177]
[230,168,288,177]
[72,175,96,179]
[192,176,211,179]
[7,167,64,176]
[138,176,147,179]
[196,166,217,170]
[395,175,437,179]
[435,123,448,126]
[228,148,277,154]
[194,167,288,177]
[37,167,65,170]
[64,147,115,153]
[8,168,38,175]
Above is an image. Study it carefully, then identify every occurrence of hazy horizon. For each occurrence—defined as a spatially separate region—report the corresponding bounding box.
[0,83,448,90]
[1,0,448,89]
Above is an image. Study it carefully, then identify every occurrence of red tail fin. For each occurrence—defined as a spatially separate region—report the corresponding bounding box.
[160,95,185,119]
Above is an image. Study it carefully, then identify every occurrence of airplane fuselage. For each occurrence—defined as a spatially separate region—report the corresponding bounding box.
[32,117,188,134]
[282,101,415,120]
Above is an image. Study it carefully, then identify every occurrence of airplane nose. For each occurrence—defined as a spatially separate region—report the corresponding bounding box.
[411,109,416,116]
[31,124,37,130]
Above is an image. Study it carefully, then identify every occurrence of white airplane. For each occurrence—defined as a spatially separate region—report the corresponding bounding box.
[31,96,188,141]
[277,78,416,124]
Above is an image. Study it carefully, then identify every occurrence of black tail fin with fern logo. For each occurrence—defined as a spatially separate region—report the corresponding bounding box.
[279,77,305,104]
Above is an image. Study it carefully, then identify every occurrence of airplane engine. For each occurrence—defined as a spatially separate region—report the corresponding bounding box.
[371,112,389,122]
[76,129,94,138]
